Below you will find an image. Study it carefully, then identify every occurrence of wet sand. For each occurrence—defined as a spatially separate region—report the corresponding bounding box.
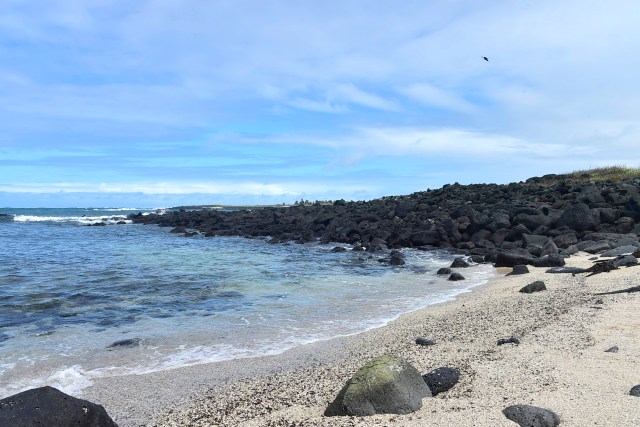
[82,253,640,426]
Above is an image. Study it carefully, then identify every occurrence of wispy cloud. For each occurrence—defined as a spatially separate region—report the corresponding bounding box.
[1,1,639,206]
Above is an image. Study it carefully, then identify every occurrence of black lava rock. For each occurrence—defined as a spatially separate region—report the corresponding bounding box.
[506,265,529,276]
[390,254,406,265]
[415,337,436,346]
[450,257,470,268]
[436,267,452,275]
[0,386,118,427]
[448,272,465,281]
[422,367,460,396]
[331,246,347,252]
[502,404,560,427]
[107,338,141,349]
[604,346,619,353]
[519,281,546,294]
[630,385,640,396]
[497,336,520,346]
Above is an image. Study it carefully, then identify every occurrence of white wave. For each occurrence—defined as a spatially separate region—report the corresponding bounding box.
[12,215,130,225]
[0,365,95,399]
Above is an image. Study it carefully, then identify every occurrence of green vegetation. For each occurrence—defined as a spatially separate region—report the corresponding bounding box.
[531,165,640,185]
[565,165,640,182]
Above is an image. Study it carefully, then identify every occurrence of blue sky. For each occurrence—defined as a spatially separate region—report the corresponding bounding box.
[1,0,639,207]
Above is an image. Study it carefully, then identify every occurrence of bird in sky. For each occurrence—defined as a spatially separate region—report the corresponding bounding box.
[482,56,489,61]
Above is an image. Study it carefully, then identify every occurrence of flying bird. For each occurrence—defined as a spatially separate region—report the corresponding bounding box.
[482,56,489,62]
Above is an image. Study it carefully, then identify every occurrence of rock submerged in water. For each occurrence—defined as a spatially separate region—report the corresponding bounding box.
[0,386,118,427]
[106,338,141,349]
[503,404,560,427]
[437,267,452,275]
[450,257,469,268]
[448,272,465,281]
[325,354,431,417]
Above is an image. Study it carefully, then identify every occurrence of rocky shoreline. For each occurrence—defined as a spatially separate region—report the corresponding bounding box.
[129,174,640,267]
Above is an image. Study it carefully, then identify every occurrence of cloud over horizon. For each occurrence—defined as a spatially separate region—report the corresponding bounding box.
[1,0,639,207]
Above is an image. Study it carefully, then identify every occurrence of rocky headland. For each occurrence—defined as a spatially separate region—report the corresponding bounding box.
[129,172,640,267]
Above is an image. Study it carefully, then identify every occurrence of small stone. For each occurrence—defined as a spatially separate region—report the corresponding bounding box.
[422,367,460,396]
[595,298,604,304]
[604,346,619,353]
[436,267,452,275]
[630,385,640,396]
[106,338,141,349]
[415,337,435,346]
[519,281,546,293]
[503,404,560,427]
[497,336,520,346]
[448,272,465,281]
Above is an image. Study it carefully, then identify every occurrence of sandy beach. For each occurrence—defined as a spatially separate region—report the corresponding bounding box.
[82,252,640,426]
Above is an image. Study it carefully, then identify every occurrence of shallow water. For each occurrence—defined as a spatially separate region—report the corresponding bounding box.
[0,208,494,397]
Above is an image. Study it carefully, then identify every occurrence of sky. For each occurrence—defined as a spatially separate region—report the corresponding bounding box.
[1,0,639,207]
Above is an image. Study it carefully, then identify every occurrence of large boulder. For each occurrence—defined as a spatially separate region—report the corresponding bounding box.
[0,386,118,427]
[553,232,578,248]
[531,255,566,267]
[409,230,442,247]
[325,355,431,416]
[556,203,597,232]
[494,249,534,267]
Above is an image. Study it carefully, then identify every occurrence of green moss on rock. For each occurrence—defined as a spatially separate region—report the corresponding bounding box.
[325,354,431,417]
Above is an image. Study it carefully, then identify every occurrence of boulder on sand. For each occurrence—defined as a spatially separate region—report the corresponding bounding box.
[506,265,529,276]
[0,386,118,427]
[422,367,460,396]
[325,354,431,416]
[520,281,546,293]
[502,404,560,427]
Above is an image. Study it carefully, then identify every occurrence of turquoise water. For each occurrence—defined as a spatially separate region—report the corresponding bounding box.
[0,208,493,397]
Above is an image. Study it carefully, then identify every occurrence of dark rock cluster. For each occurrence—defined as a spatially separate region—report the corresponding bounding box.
[0,386,118,427]
[129,176,640,264]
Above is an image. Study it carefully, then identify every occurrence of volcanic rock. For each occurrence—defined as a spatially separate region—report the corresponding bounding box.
[502,404,560,427]
[325,355,431,416]
[0,386,117,427]
[520,281,546,293]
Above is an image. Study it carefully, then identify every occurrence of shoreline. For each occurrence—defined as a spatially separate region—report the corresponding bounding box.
[82,252,640,426]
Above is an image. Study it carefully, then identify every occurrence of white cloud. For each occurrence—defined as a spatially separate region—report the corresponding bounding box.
[332,84,398,111]
[2,0,640,206]
[399,83,474,112]
[287,98,348,114]
[0,180,372,197]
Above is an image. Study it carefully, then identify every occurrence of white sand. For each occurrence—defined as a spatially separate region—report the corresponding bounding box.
[82,253,640,426]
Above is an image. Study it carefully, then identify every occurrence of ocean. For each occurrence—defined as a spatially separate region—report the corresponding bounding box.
[0,207,494,398]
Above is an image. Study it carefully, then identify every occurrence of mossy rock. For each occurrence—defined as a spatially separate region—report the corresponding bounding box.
[325,354,431,417]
